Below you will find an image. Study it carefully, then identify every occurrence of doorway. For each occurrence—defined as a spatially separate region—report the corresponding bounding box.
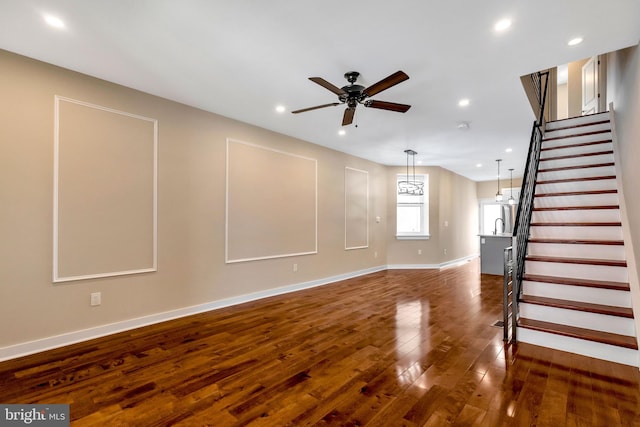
[556,55,607,119]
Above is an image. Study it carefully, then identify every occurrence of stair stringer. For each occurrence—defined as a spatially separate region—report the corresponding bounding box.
[610,106,640,369]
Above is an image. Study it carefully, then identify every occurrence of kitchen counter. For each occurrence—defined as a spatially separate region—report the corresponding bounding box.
[479,234,513,275]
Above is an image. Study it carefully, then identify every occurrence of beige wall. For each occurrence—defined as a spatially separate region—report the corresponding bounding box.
[607,44,640,267]
[557,83,568,120]
[476,178,523,200]
[568,58,590,117]
[0,50,393,348]
[386,166,479,265]
[0,49,484,352]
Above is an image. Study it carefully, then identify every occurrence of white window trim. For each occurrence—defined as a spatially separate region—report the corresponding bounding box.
[396,173,429,240]
[396,234,431,240]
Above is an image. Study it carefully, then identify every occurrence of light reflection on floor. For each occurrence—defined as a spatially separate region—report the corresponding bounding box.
[395,300,429,387]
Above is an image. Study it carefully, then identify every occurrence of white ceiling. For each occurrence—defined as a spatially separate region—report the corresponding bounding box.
[1,0,639,181]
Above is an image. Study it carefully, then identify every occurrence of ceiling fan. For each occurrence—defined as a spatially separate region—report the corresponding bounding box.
[292,70,411,126]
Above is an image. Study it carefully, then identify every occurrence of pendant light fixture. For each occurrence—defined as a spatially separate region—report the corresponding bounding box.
[495,159,503,202]
[508,168,515,205]
[398,149,423,195]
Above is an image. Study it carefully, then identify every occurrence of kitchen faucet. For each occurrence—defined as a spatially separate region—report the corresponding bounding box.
[494,217,505,235]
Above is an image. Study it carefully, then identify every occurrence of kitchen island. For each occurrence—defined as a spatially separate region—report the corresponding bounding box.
[479,234,513,275]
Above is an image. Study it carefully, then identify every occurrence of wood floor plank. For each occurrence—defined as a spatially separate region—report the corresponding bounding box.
[1,260,639,425]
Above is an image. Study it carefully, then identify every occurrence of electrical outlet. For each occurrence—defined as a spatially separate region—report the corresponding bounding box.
[444,248,447,255]
[90,292,101,306]
[293,263,298,272]
[418,249,422,255]
[374,251,378,258]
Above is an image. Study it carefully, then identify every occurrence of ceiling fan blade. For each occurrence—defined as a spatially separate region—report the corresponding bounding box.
[363,71,409,97]
[291,102,341,114]
[365,100,411,113]
[342,107,355,126]
[309,77,347,96]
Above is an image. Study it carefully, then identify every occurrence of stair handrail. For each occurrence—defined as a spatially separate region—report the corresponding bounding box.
[510,70,549,342]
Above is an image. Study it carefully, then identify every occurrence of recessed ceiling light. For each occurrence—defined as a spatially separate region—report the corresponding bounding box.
[44,14,65,29]
[494,19,512,32]
[505,147,513,153]
[338,129,346,136]
[476,163,482,168]
[568,37,583,46]
[458,99,470,107]
[275,105,286,113]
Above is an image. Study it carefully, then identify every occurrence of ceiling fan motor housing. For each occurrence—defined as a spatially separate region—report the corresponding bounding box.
[340,84,366,104]
[291,69,411,126]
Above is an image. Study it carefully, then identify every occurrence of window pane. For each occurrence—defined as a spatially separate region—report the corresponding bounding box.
[482,203,502,234]
[397,206,421,233]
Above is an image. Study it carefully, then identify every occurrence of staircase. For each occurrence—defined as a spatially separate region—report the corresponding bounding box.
[516,112,639,366]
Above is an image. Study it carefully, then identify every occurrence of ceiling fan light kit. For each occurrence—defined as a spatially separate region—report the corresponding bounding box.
[292,70,411,126]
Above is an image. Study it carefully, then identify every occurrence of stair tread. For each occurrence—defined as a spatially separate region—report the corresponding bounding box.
[536,175,617,185]
[526,255,627,267]
[535,189,617,197]
[538,162,615,173]
[519,295,633,318]
[528,238,624,245]
[533,205,619,211]
[518,318,638,349]
[522,274,630,291]
[541,139,612,152]
[543,129,612,142]
[530,221,621,226]
[539,150,613,161]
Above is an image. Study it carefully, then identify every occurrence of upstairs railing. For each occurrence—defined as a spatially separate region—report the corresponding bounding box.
[506,70,549,342]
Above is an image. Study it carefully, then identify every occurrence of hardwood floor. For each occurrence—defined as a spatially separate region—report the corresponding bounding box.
[1,260,639,426]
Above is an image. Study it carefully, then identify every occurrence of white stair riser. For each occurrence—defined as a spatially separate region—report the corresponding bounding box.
[545,115,609,130]
[542,132,612,149]
[536,179,617,194]
[534,193,619,208]
[529,225,623,240]
[519,304,635,335]
[540,142,613,159]
[527,242,626,260]
[538,153,614,170]
[524,260,628,282]
[522,281,632,307]
[537,165,616,182]
[544,123,612,138]
[531,209,621,223]
[517,327,638,366]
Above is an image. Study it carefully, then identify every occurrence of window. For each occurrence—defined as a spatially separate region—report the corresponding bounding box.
[480,202,503,235]
[479,197,517,235]
[396,174,429,239]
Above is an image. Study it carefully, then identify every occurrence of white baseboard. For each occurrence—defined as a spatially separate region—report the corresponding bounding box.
[387,254,478,270]
[0,265,387,362]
